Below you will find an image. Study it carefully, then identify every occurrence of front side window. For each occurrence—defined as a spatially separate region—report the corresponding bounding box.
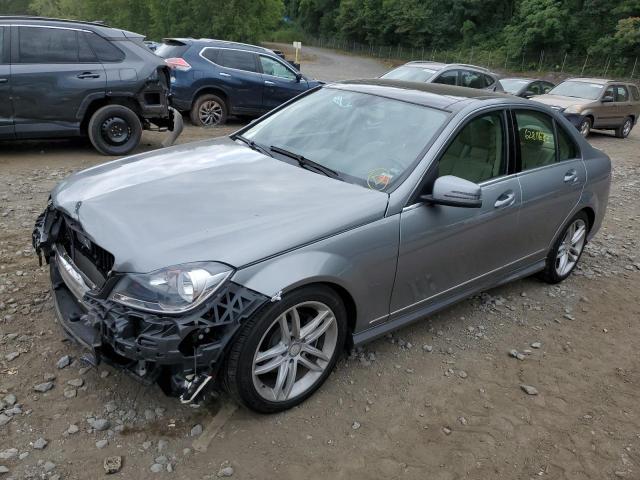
[541,82,554,94]
[615,85,629,102]
[515,110,557,170]
[433,70,458,86]
[243,88,449,190]
[603,86,615,101]
[460,70,485,89]
[260,55,296,80]
[18,27,78,63]
[483,74,496,88]
[381,65,436,82]
[217,49,257,73]
[439,112,506,183]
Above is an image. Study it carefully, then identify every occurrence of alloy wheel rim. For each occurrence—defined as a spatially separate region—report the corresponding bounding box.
[623,120,632,137]
[580,121,590,136]
[199,100,223,126]
[101,117,131,145]
[555,218,587,277]
[252,301,338,402]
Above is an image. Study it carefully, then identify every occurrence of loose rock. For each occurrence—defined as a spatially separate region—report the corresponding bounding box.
[104,456,122,474]
[33,382,54,393]
[520,384,539,395]
[32,437,48,450]
[190,424,203,437]
[56,355,71,369]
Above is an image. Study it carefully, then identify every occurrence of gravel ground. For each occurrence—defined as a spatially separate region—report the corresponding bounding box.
[1,46,639,480]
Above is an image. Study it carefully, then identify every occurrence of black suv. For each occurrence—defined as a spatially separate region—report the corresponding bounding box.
[0,17,182,155]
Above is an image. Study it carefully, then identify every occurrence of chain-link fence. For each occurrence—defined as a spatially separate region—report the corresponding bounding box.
[295,36,639,81]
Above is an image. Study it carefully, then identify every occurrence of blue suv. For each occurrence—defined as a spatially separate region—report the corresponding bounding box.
[157,39,322,126]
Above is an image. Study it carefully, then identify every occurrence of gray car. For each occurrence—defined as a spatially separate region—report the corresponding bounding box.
[33,80,611,413]
[381,61,504,92]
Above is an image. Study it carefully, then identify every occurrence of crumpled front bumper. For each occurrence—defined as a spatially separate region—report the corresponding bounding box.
[35,206,269,396]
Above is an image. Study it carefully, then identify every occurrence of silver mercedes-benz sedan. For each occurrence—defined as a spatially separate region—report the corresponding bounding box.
[33,80,611,413]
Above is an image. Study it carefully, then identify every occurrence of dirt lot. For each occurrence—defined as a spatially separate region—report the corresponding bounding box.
[1,47,639,480]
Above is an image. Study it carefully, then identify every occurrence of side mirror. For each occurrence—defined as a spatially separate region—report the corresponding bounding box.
[421,175,482,208]
[523,90,535,98]
[602,95,614,103]
[295,72,303,83]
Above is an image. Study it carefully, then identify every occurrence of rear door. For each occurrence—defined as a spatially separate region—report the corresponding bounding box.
[0,25,14,139]
[214,48,263,113]
[514,108,586,259]
[258,54,308,111]
[10,25,105,138]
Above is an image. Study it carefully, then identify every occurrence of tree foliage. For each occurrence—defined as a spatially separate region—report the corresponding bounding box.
[22,0,284,43]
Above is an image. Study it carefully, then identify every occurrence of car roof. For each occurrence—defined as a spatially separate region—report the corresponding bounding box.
[163,37,272,54]
[0,15,136,38]
[566,77,615,85]
[403,61,492,74]
[331,79,517,110]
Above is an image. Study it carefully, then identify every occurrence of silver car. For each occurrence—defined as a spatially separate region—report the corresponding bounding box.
[381,62,504,92]
[33,80,611,413]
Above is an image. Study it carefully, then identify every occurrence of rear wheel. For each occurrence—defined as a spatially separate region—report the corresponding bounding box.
[615,117,633,138]
[539,211,589,284]
[579,117,592,137]
[223,286,347,413]
[190,94,228,127]
[88,105,142,156]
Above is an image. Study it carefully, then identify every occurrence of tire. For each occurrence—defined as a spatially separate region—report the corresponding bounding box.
[539,211,590,284]
[190,94,228,127]
[579,117,592,138]
[615,117,633,138]
[223,285,347,413]
[88,105,142,156]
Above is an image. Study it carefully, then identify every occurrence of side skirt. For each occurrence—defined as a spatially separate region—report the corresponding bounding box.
[352,259,546,346]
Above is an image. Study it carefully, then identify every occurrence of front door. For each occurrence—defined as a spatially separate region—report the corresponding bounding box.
[10,26,105,138]
[258,54,308,111]
[595,85,621,128]
[390,110,523,317]
[0,25,14,139]
[514,108,586,257]
[214,48,264,113]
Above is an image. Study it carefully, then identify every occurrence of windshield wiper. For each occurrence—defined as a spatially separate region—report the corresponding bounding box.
[270,145,341,179]
[233,134,272,157]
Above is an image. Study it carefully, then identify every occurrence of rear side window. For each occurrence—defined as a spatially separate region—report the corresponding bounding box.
[201,47,219,63]
[439,111,506,183]
[460,70,485,89]
[0,27,6,64]
[615,85,629,102]
[433,70,458,86]
[217,49,257,73]
[515,110,557,170]
[631,85,640,101]
[18,26,78,63]
[557,123,578,161]
[85,32,124,62]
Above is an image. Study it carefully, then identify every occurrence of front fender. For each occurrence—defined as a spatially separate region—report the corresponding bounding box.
[231,215,401,334]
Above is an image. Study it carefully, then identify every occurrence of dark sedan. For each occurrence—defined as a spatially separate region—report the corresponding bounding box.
[500,78,555,98]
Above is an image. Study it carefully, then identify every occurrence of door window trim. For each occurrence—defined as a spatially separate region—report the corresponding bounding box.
[198,46,260,75]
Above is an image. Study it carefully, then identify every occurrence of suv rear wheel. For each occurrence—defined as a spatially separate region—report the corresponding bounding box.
[88,105,142,156]
[615,117,633,138]
[191,94,228,127]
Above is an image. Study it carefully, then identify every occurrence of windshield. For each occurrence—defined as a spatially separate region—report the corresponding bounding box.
[242,88,449,191]
[500,78,530,94]
[549,81,604,100]
[381,66,437,82]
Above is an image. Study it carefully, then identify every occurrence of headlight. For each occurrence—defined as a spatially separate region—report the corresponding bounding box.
[109,262,233,314]
[563,105,581,114]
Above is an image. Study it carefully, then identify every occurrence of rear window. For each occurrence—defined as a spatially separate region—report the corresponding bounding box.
[630,85,640,101]
[156,41,189,59]
[85,32,124,62]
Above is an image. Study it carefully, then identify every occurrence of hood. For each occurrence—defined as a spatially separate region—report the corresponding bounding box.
[531,94,593,109]
[51,138,388,273]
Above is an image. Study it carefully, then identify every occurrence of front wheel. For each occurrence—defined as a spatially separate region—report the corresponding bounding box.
[615,117,633,138]
[190,94,228,127]
[579,117,592,137]
[539,211,589,284]
[223,286,347,413]
[88,105,142,156]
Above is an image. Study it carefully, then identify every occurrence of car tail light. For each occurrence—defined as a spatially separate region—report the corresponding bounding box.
[165,58,192,72]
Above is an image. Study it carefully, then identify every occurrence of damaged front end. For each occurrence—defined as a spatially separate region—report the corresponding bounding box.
[33,205,268,403]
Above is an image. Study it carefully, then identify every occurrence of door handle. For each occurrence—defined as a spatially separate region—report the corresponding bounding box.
[264,80,275,86]
[0,78,7,84]
[494,191,516,208]
[564,169,578,184]
[219,72,231,77]
[77,72,100,79]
